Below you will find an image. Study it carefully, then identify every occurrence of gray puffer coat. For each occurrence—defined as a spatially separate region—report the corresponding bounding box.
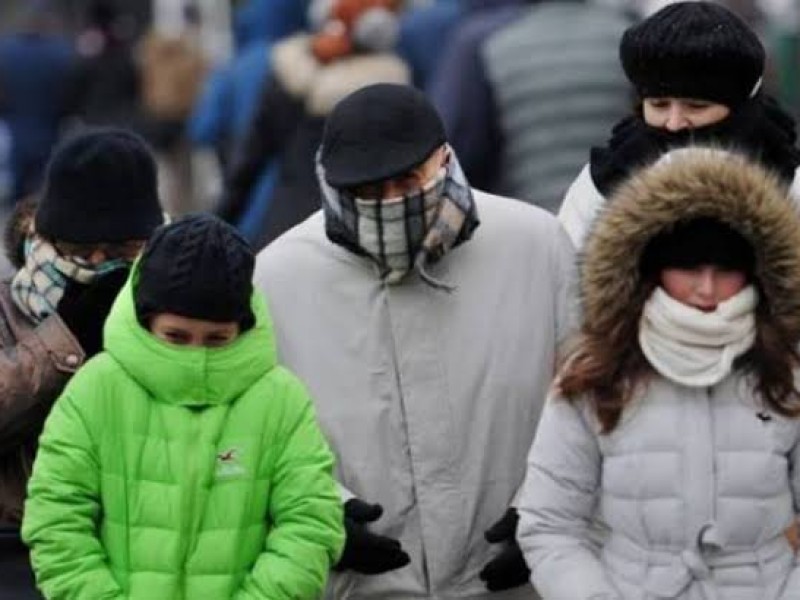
[517,148,800,600]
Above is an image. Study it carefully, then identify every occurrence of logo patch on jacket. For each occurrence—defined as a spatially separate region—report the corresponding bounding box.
[215,446,246,479]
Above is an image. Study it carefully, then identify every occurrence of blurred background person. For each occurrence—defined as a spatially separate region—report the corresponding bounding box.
[429,0,633,211]
[138,2,209,216]
[558,1,800,249]
[64,0,142,131]
[479,0,633,212]
[0,1,73,205]
[216,0,410,250]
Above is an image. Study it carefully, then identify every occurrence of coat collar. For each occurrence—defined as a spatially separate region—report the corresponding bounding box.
[103,266,276,407]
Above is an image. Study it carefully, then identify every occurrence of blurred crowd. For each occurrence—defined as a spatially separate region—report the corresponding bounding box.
[0,0,798,247]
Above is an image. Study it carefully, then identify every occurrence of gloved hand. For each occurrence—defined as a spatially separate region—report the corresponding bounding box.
[333,498,411,575]
[479,508,531,592]
[56,268,130,358]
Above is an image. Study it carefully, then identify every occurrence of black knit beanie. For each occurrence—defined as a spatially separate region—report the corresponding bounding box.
[640,217,755,280]
[35,127,164,244]
[619,1,765,107]
[135,214,256,330]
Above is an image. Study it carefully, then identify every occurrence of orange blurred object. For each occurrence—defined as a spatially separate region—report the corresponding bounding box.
[311,0,403,63]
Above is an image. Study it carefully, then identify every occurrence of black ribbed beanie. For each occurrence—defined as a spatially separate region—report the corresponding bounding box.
[35,127,164,243]
[619,1,765,107]
[135,214,255,330]
[640,217,755,280]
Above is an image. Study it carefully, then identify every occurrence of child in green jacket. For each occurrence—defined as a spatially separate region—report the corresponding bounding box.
[21,214,344,599]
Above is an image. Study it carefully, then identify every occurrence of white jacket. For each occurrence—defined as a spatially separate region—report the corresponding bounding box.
[522,149,800,600]
[255,191,577,599]
[519,376,800,600]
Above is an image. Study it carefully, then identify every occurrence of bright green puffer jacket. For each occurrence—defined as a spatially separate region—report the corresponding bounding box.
[21,275,345,599]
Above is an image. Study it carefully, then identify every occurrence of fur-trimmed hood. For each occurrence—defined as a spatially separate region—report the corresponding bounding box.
[582,146,800,344]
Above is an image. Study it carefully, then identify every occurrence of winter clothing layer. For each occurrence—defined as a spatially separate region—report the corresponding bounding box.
[518,149,800,600]
[0,201,85,525]
[559,162,800,249]
[559,87,800,249]
[320,83,445,189]
[35,128,164,244]
[255,190,576,599]
[428,4,526,191]
[22,273,344,599]
[482,2,631,212]
[318,146,479,286]
[135,214,255,329]
[219,34,409,249]
[0,282,83,525]
[0,33,74,200]
[11,236,128,323]
[620,0,764,107]
[638,285,758,388]
[639,217,756,277]
[589,97,800,198]
[558,99,800,249]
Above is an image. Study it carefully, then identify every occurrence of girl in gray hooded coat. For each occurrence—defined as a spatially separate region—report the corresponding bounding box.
[517,147,800,600]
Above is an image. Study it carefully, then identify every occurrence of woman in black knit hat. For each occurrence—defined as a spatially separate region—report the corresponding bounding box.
[0,127,164,599]
[558,0,800,249]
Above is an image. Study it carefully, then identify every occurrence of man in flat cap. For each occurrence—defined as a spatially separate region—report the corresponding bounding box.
[255,83,576,599]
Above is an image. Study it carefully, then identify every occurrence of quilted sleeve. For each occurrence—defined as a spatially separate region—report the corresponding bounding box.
[516,394,622,600]
[21,392,124,599]
[235,373,345,600]
[778,431,800,600]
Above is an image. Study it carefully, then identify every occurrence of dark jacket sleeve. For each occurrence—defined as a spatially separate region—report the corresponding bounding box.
[217,75,304,224]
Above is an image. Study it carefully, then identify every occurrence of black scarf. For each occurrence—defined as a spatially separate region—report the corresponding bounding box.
[590,95,800,197]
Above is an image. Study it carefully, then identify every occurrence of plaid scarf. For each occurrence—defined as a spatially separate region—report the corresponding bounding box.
[11,237,128,323]
[318,145,479,289]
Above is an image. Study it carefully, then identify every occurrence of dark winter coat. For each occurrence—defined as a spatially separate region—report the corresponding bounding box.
[0,203,84,527]
[219,34,409,250]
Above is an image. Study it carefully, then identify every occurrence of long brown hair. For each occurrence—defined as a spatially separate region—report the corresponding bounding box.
[558,281,800,434]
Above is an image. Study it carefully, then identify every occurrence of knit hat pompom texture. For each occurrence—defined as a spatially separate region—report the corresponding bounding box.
[135,214,255,330]
[620,1,765,107]
[35,128,164,243]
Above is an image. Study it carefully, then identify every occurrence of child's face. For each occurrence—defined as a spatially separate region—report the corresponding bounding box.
[150,313,240,348]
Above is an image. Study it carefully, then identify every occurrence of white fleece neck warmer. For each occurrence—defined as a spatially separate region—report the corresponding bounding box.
[638,285,759,387]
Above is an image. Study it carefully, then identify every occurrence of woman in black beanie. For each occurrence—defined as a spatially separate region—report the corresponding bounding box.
[0,127,164,599]
[558,0,800,249]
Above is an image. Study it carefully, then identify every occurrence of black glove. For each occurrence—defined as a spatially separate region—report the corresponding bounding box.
[333,498,411,575]
[479,508,531,592]
[56,268,130,358]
